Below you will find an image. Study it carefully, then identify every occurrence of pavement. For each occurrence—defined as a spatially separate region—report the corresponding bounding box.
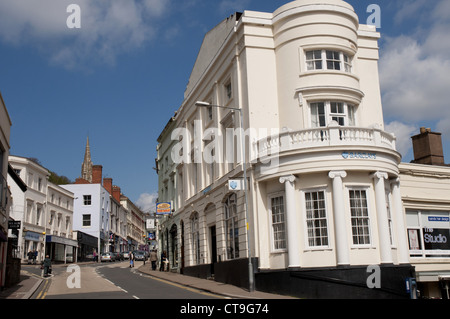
[0,269,42,299]
[137,263,296,299]
[0,262,296,299]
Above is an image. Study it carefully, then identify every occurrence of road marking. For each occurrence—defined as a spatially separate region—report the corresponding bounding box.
[36,280,49,299]
[132,295,139,299]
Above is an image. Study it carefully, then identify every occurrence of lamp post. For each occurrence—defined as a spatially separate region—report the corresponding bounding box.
[195,101,254,292]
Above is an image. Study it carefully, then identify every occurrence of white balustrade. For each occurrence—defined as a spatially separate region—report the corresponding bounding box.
[255,126,396,158]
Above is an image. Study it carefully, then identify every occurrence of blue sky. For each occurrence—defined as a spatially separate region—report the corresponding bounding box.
[1,0,449,212]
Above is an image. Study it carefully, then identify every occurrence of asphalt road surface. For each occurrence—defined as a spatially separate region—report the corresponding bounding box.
[25,261,222,299]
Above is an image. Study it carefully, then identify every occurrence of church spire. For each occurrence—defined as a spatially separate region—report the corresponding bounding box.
[81,136,93,182]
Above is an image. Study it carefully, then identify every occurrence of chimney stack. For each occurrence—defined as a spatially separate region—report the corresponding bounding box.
[92,165,103,184]
[412,127,445,165]
[103,177,113,195]
[112,185,121,202]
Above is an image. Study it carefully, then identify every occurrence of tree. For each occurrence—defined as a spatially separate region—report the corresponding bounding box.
[49,171,72,185]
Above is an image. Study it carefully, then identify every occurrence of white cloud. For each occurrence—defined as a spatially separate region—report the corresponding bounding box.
[0,0,170,69]
[385,121,416,157]
[136,192,158,213]
[379,0,450,143]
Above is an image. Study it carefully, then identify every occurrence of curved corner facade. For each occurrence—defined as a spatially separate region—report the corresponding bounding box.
[156,0,414,299]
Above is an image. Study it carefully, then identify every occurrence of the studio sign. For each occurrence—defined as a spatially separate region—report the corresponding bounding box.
[424,233,447,244]
[423,228,450,250]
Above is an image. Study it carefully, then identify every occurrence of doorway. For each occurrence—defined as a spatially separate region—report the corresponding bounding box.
[210,226,217,275]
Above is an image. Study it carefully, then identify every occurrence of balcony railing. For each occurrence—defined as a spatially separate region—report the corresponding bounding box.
[255,125,397,158]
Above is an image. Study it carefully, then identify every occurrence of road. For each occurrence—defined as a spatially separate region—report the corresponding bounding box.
[23,261,223,300]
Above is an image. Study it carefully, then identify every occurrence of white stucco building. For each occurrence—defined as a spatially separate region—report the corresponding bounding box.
[120,195,147,251]
[398,128,450,299]
[62,182,111,255]
[8,155,77,263]
[0,91,12,288]
[156,0,416,298]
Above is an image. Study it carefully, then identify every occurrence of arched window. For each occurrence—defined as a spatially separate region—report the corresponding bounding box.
[224,193,239,259]
[190,212,200,265]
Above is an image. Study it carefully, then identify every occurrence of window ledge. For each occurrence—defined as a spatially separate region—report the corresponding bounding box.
[300,70,360,81]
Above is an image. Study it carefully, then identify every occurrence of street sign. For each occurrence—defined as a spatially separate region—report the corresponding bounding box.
[8,220,21,229]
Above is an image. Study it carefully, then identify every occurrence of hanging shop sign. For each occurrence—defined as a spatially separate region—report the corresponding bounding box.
[156,202,171,215]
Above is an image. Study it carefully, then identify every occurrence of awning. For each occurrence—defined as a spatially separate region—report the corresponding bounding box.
[46,235,78,247]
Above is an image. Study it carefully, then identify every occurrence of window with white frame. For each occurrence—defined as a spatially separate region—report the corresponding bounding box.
[269,194,286,250]
[385,184,394,246]
[82,214,91,227]
[305,190,329,248]
[83,195,91,206]
[349,189,371,245]
[310,101,356,127]
[225,193,239,259]
[305,50,322,70]
[225,81,232,100]
[305,49,353,73]
[36,207,42,226]
[204,138,216,186]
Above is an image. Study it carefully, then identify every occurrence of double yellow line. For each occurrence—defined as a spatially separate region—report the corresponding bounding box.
[36,279,50,299]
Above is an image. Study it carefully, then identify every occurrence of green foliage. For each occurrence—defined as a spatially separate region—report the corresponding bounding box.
[27,157,73,185]
[48,171,72,185]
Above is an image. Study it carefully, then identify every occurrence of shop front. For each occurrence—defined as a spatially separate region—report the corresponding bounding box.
[407,210,450,298]
[75,231,97,261]
[46,235,78,263]
[23,230,43,262]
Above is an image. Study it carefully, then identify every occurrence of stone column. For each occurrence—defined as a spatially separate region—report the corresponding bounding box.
[328,171,350,266]
[372,171,393,264]
[390,177,410,264]
[279,175,300,268]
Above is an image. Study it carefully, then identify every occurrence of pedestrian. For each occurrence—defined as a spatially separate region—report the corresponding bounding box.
[33,250,37,264]
[42,255,52,277]
[27,250,33,264]
[150,250,158,271]
[160,251,167,272]
[129,251,134,268]
[93,250,97,262]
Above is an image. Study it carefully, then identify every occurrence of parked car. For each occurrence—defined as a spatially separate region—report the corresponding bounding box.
[122,251,130,259]
[118,252,125,261]
[133,250,147,261]
[101,252,114,262]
